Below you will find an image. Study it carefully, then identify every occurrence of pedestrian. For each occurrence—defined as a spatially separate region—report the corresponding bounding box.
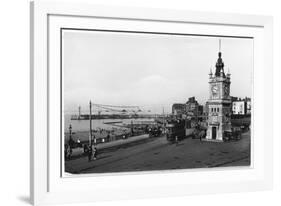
[93,146,98,160]
[199,131,202,142]
[66,145,72,160]
[64,144,68,160]
[87,144,92,162]
[77,138,81,147]
[175,136,178,145]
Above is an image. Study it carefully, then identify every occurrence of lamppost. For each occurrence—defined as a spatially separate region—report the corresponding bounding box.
[89,100,92,146]
[78,105,81,120]
[162,107,165,134]
[68,124,73,146]
[69,124,72,138]
[131,120,134,136]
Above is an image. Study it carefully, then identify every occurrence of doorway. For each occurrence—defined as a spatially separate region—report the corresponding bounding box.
[212,127,217,139]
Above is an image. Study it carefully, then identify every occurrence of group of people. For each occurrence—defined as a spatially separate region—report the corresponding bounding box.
[93,127,129,138]
[87,145,98,162]
[65,144,72,160]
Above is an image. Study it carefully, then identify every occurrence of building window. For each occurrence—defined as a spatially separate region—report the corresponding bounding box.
[217,108,219,112]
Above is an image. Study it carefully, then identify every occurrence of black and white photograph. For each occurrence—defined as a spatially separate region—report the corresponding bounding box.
[63,29,252,175]
[1,0,279,205]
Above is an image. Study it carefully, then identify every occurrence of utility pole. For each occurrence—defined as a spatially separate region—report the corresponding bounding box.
[78,105,81,120]
[69,124,72,141]
[89,100,92,146]
[196,104,198,124]
[131,120,134,136]
[162,107,165,134]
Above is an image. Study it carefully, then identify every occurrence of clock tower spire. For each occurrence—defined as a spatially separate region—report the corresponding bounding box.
[215,40,225,77]
[206,40,232,142]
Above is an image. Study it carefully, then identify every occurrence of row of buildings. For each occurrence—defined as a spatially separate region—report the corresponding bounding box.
[172,96,251,119]
[231,97,251,115]
[172,97,203,118]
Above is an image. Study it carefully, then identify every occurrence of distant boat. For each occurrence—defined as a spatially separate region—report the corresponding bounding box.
[103,121,123,124]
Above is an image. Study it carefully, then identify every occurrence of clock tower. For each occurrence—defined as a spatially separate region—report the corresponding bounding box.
[206,51,232,142]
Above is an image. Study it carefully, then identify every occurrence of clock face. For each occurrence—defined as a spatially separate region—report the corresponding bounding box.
[212,85,218,96]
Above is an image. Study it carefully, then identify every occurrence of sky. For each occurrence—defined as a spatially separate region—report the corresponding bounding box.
[63,30,253,114]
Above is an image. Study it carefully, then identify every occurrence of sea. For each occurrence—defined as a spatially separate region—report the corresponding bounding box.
[64,114,155,133]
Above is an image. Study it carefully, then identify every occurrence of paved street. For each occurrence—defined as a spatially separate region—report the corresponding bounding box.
[65,131,250,174]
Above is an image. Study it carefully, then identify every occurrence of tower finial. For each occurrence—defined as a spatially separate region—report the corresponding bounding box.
[215,39,225,77]
[209,67,213,76]
[227,68,231,78]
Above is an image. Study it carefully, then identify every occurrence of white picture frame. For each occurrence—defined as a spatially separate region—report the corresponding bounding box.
[30,0,273,205]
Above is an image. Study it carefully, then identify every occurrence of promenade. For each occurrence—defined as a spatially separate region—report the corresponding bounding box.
[65,131,250,174]
[66,134,150,158]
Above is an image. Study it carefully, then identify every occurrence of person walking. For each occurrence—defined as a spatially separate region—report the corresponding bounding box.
[87,144,92,162]
[66,145,72,160]
[64,144,68,160]
[93,146,98,160]
[175,136,179,145]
